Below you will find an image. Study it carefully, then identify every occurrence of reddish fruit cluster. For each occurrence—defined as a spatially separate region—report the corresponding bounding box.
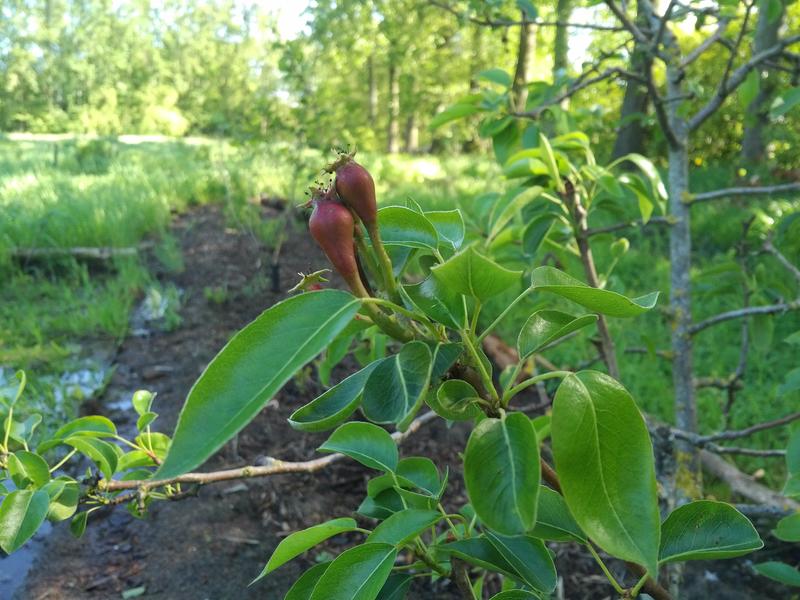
[330,157,377,228]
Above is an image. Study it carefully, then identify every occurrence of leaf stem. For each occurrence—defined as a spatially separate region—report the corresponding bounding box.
[631,572,650,597]
[476,284,535,344]
[49,448,78,473]
[503,370,571,405]
[460,331,500,406]
[588,542,626,595]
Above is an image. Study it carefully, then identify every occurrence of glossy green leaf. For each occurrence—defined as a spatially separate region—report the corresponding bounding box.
[484,531,557,593]
[42,478,79,522]
[284,562,331,600]
[253,517,358,582]
[362,342,432,428]
[131,390,155,416]
[430,343,463,381]
[367,509,441,546]
[376,573,413,600]
[358,488,405,519]
[517,310,598,359]
[396,457,441,496]
[432,246,522,302]
[158,290,360,478]
[69,510,89,538]
[531,266,658,317]
[289,360,385,432]
[754,561,800,587]
[489,186,543,241]
[0,489,49,553]
[489,592,540,600]
[430,103,483,129]
[522,214,556,256]
[64,436,119,479]
[426,210,465,249]
[377,206,438,250]
[531,486,586,543]
[429,379,482,421]
[439,537,519,579]
[135,432,170,461]
[464,412,539,535]
[552,371,660,576]
[319,422,398,472]
[739,69,760,108]
[308,543,397,600]
[40,415,117,451]
[404,276,466,330]
[478,68,512,88]
[8,451,50,489]
[659,501,762,563]
[773,512,800,542]
[136,412,158,431]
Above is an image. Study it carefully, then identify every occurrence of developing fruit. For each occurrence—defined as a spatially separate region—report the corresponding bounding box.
[330,157,377,228]
[308,191,367,297]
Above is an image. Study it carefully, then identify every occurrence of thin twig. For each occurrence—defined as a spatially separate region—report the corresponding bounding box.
[764,238,800,283]
[702,411,800,443]
[691,182,800,203]
[689,300,800,335]
[680,18,731,68]
[102,412,438,492]
[585,216,673,237]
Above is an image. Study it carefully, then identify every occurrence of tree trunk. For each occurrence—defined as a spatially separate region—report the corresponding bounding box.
[469,25,483,92]
[552,0,572,80]
[404,77,419,153]
[367,54,378,127]
[612,0,651,159]
[387,61,400,154]
[741,0,785,163]
[512,15,536,111]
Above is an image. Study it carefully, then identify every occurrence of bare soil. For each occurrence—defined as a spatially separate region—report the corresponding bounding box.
[12,205,797,600]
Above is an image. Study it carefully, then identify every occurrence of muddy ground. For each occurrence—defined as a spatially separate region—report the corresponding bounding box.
[9,205,796,599]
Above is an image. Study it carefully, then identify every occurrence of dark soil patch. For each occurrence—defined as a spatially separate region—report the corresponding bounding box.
[12,205,796,599]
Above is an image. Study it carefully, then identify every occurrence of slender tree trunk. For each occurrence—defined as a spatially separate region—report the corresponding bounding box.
[552,0,572,80]
[469,25,483,92]
[741,0,785,163]
[612,0,651,159]
[367,54,378,127]
[404,76,419,153]
[512,15,536,111]
[387,60,400,154]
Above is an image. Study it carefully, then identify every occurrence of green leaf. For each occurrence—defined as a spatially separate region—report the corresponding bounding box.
[552,371,660,576]
[478,68,513,89]
[290,360,385,432]
[377,207,439,250]
[430,104,483,130]
[158,290,360,478]
[770,87,800,118]
[659,501,762,563]
[376,573,413,600]
[425,210,465,249]
[308,543,397,600]
[464,412,540,535]
[430,343,463,382]
[778,366,800,395]
[489,186,543,241]
[774,512,800,542]
[136,412,158,432]
[739,69,760,108]
[611,153,667,204]
[754,561,800,587]
[432,246,522,302]
[252,518,358,583]
[367,509,441,546]
[42,477,79,522]
[64,437,119,479]
[41,415,117,452]
[522,214,556,256]
[489,592,540,600]
[439,537,520,580]
[484,531,557,593]
[131,390,154,416]
[319,422,398,472]
[362,342,432,428]
[284,562,331,600]
[69,510,90,538]
[397,457,441,496]
[531,486,586,543]
[7,451,50,489]
[0,489,50,553]
[517,310,598,359]
[429,379,482,421]
[531,266,658,317]
[405,276,466,329]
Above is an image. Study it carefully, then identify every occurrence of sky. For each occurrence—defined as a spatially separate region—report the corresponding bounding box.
[263,0,311,39]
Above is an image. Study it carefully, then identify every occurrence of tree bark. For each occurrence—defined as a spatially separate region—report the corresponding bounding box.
[367,54,378,127]
[611,0,651,159]
[552,0,572,80]
[404,75,419,152]
[387,60,400,154]
[512,15,536,111]
[741,0,785,163]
